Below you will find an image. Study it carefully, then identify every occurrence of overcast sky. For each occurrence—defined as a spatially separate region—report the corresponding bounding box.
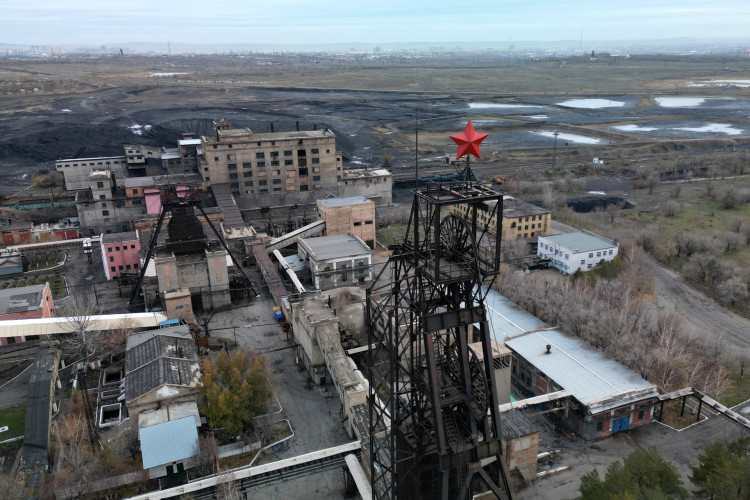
[4,0,750,47]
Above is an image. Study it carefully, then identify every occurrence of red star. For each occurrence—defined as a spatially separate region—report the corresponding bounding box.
[450,121,488,160]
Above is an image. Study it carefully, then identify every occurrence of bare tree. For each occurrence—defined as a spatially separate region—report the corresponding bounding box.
[541,184,563,212]
[50,412,103,497]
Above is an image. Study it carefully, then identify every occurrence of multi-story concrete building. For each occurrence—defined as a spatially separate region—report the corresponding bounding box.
[316,196,376,249]
[199,121,341,197]
[338,168,392,206]
[450,196,550,240]
[75,169,147,235]
[55,156,128,191]
[537,230,619,274]
[297,234,372,290]
[101,231,141,280]
[0,283,55,345]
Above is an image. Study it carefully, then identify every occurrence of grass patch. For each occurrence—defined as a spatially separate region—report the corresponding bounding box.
[377,223,408,247]
[0,405,26,440]
[719,369,750,409]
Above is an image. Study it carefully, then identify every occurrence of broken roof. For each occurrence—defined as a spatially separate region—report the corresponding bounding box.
[0,284,46,316]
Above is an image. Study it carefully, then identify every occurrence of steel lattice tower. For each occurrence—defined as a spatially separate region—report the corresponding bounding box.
[367,165,512,500]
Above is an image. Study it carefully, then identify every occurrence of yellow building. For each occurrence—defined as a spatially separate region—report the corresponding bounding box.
[450,196,551,240]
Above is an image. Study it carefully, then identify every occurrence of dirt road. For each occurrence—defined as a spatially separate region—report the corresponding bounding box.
[653,264,750,352]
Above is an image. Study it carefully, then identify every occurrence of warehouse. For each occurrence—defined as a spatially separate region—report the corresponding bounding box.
[485,289,659,440]
[537,230,618,274]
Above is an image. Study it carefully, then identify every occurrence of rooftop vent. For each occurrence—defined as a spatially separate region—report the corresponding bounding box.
[545,344,551,354]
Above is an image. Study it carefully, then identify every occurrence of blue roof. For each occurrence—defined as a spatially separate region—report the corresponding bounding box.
[318,196,371,207]
[139,416,199,469]
[484,288,658,413]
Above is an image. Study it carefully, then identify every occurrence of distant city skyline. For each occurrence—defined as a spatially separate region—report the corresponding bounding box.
[4,0,750,47]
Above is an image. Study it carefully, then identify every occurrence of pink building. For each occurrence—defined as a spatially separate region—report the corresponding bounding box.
[101,231,141,280]
[0,283,55,345]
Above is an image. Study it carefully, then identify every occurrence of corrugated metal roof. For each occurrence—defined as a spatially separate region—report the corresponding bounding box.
[300,234,370,261]
[485,288,657,412]
[139,416,199,469]
[540,231,616,253]
[0,312,168,339]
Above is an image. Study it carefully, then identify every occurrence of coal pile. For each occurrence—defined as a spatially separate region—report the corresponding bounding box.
[566,196,633,213]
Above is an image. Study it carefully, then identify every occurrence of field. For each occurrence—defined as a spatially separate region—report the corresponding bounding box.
[0,405,26,440]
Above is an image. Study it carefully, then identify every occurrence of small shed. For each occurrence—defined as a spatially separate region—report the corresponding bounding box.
[139,415,199,479]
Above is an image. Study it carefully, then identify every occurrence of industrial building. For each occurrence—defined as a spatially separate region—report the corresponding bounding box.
[55,155,129,191]
[316,196,376,249]
[0,283,55,344]
[485,289,659,440]
[297,234,372,290]
[537,230,619,274]
[449,196,550,239]
[198,121,341,196]
[124,325,200,418]
[101,231,141,280]
[75,168,147,235]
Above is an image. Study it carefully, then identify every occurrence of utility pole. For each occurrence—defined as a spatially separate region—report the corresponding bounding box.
[553,131,560,169]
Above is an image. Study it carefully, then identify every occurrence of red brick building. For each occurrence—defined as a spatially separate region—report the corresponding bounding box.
[101,231,141,280]
[316,196,376,249]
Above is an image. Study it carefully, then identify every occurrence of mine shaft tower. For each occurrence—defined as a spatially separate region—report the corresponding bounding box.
[367,148,512,499]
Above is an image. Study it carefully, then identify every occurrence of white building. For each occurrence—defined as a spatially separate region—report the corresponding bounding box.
[298,234,372,290]
[537,230,618,274]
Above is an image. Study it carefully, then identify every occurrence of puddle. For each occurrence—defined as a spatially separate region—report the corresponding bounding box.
[673,123,743,135]
[149,72,188,77]
[468,102,544,109]
[527,115,548,120]
[530,131,603,144]
[557,99,625,109]
[655,97,712,108]
[612,124,659,132]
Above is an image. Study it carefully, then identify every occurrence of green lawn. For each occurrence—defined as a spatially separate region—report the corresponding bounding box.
[0,405,26,440]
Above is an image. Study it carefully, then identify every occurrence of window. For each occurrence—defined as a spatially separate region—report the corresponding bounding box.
[259,180,267,186]
[259,189,268,193]
[96,181,104,188]
[228,163,237,170]
[118,265,123,271]
[365,220,373,225]
[243,172,253,178]
[298,158,307,167]
[228,144,232,148]
[226,154,233,160]
[273,169,281,175]
[312,167,320,173]
[609,249,614,255]
[313,175,320,181]
[132,199,142,205]
[311,157,320,164]
[565,254,569,260]
[271,160,279,166]
[272,179,281,184]
[214,156,219,161]
[524,233,528,238]
[230,182,239,188]
[284,150,292,156]
[596,251,601,257]
[134,263,138,269]
[596,421,603,432]
[589,253,593,258]
[242,162,252,169]
[111,266,116,272]
[115,246,120,251]
[126,264,131,270]
[245,181,253,186]
[108,248,113,253]
[270,151,279,158]
[257,161,265,167]
[109,256,114,262]
[102,210,109,216]
[273,187,282,192]
[297,149,306,157]
[581,259,585,264]
[99,195,106,200]
[213,145,217,149]
[229,173,238,179]
[326,149,330,153]
[131,244,135,249]
[354,221,362,226]
[638,409,645,420]
[311,148,319,154]
[300,185,308,191]
[256,152,265,159]
[285,160,293,166]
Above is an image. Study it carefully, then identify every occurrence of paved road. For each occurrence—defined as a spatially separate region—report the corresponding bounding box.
[652,265,750,353]
[518,402,749,499]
